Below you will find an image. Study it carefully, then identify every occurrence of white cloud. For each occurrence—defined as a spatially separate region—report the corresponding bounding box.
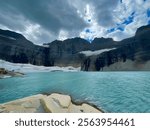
[0,0,149,44]
[58,30,69,41]
[104,0,150,41]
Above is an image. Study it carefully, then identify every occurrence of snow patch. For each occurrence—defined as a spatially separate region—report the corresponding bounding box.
[0,75,12,79]
[0,34,16,40]
[0,60,80,73]
[79,48,116,56]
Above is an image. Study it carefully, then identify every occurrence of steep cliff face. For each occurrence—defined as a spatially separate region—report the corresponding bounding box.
[0,25,150,71]
[0,29,50,66]
[0,30,117,68]
[81,25,150,71]
[47,38,90,67]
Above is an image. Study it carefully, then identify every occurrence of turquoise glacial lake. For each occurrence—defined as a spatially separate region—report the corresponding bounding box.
[0,72,150,113]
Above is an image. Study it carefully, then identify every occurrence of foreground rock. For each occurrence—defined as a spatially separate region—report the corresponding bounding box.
[0,93,102,113]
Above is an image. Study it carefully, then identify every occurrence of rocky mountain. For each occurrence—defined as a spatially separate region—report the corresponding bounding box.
[0,29,49,66]
[0,25,150,71]
[81,25,150,71]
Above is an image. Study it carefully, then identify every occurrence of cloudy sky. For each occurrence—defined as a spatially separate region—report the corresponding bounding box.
[0,0,150,44]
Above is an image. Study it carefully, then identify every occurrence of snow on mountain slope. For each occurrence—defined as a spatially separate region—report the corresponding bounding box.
[0,60,80,73]
[79,48,116,56]
[0,34,16,40]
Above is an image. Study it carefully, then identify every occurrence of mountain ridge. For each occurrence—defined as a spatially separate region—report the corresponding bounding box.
[0,25,150,71]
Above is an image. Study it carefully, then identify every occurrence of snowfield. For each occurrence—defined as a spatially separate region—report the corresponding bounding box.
[79,48,116,56]
[0,34,16,40]
[0,60,81,73]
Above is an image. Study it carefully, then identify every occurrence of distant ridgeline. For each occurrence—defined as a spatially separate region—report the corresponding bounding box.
[0,25,150,71]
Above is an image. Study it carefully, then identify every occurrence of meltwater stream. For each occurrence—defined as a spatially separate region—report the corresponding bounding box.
[0,72,150,112]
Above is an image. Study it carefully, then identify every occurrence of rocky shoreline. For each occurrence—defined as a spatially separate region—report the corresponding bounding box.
[0,68,24,78]
[0,93,103,113]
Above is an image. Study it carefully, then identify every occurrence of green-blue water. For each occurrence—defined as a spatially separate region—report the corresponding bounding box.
[0,72,150,113]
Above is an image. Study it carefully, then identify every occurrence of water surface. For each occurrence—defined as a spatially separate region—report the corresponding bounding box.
[0,72,150,112]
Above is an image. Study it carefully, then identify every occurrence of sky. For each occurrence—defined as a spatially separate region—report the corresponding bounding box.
[0,0,150,45]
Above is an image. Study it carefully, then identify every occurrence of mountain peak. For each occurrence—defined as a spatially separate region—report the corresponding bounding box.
[135,25,150,36]
[92,37,114,44]
[0,29,25,40]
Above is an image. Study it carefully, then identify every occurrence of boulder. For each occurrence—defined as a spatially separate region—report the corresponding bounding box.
[0,93,102,113]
